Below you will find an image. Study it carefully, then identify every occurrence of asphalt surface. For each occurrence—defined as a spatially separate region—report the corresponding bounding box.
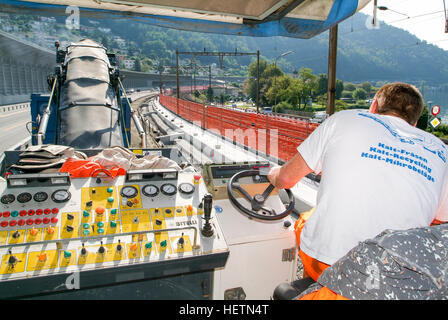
[0,108,31,155]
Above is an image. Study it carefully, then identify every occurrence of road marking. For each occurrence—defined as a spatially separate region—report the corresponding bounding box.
[0,109,30,119]
[2,120,29,132]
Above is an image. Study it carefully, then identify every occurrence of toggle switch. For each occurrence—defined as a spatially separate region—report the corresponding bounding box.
[116,240,122,252]
[98,245,105,255]
[67,213,74,220]
[30,228,38,236]
[46,226,55,234]
[12,230,20,239]
[66,225,74,232]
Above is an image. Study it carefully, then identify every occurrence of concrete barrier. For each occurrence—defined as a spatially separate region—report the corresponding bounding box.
[0,102,30,114]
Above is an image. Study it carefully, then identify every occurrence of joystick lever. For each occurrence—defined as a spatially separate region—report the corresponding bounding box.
[201,193,214,237]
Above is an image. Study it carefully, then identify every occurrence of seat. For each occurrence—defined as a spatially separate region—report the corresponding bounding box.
[273,277,316,300]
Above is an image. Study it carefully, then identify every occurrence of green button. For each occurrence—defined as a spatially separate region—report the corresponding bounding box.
[107,187,114,193]
[97,228,104,234]
[107,197,114,203]
[97,222,104,228]
[110,221,117,228]
[83,223,90,229]
[110,208,117,215]
[83,210,90,217]
[64,251,72,259]
[83,229,90,236]
[11,211,18,217]
[145,242,152,249]
[160,240,167,248]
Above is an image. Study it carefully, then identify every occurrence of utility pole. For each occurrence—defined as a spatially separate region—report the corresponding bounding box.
[256,50,260,113]
[176,49,180,114]
[326,25,338,116]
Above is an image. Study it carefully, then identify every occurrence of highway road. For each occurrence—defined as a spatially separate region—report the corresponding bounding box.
[0,108,31,155]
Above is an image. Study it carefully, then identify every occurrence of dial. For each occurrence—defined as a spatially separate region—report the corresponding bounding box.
[120,186,138,198]
[0,194,15,205]
[178,183,194,195]
[17,192,32,203]
[33,191,48,202]
[51,189,71,203]
[161,183,177,196]
[142,184,159,197]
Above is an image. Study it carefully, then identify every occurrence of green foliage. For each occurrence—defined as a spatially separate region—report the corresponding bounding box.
[352,88,367,101]
[416,107,429,130]
[335,80,344,99]
[344,83,356,91]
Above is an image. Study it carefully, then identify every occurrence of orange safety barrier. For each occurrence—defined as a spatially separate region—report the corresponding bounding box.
[159,95,318,161]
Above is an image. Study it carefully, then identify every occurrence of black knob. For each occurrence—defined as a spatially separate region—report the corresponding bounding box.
[66,225,74,232]
[203,193,213,220]
[86,200,93,207]
[8,255,17,265]
[155,219,162,226]
[81,248,87,256]
[12,231,20,239]
[178,236,185,246]
[98,246,105,254]
[116,244,122,252]
[67,214,74,220]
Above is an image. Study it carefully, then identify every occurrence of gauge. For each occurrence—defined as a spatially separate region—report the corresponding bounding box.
[51,189,71,203]
[33,191,48,202]
[161,183,177,196]
[178,183,194,195]
[142,184,159,197]
[0,194,15,205]
[120,186,138,198]
[17,192,32,203]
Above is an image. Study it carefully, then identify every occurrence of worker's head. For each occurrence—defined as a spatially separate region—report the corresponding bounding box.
[370,82,424,126]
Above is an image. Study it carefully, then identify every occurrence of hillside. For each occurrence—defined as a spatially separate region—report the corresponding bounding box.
[2,11,448,85]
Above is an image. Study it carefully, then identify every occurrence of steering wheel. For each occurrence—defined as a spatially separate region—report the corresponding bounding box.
[227,170,295,220]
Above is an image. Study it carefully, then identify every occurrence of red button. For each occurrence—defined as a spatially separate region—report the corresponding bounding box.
[51,217,58,224]
[17,219,25,226]
[44,208,51,215]
[28,209,35,216]
[34,218,42,225]
[0,212,2,217]
[43,217,50,224]
[26,219,34,225]
[19,210,27,216]
[52,208,59,214]
[9,220,17,227]
[3,211,10,218]
[194,174,201,180]
[0,221,8,228]
[36,209,43,215]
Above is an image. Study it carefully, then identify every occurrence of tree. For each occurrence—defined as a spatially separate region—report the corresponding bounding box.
[134,58,142,72]
[317,74,328,96]
[360,82,372,96]
[353,88,367,101]
[344,82,356,91]
[335,80,344,100]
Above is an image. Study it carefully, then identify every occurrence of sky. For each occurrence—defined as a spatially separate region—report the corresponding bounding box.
[360,0,448,50]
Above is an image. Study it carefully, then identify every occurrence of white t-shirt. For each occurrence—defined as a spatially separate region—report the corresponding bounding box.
[297,109,448,265]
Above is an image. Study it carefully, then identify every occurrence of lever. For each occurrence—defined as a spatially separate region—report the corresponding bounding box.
[201,193,214,237]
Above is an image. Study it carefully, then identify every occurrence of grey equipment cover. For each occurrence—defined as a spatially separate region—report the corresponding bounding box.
[297,224,448,300]
[59,39,123,149]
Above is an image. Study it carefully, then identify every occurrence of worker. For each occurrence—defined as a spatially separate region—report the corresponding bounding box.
[268,82,448,283]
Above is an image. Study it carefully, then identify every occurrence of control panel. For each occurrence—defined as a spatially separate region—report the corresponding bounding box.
[0,169,229,298]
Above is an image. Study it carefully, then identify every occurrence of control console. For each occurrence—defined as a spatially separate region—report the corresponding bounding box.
[0,168,229,298]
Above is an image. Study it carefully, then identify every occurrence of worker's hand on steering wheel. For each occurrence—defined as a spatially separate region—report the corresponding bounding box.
[267,166,282,188]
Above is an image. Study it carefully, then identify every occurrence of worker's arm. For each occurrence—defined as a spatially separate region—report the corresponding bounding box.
[267,152,313,189]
